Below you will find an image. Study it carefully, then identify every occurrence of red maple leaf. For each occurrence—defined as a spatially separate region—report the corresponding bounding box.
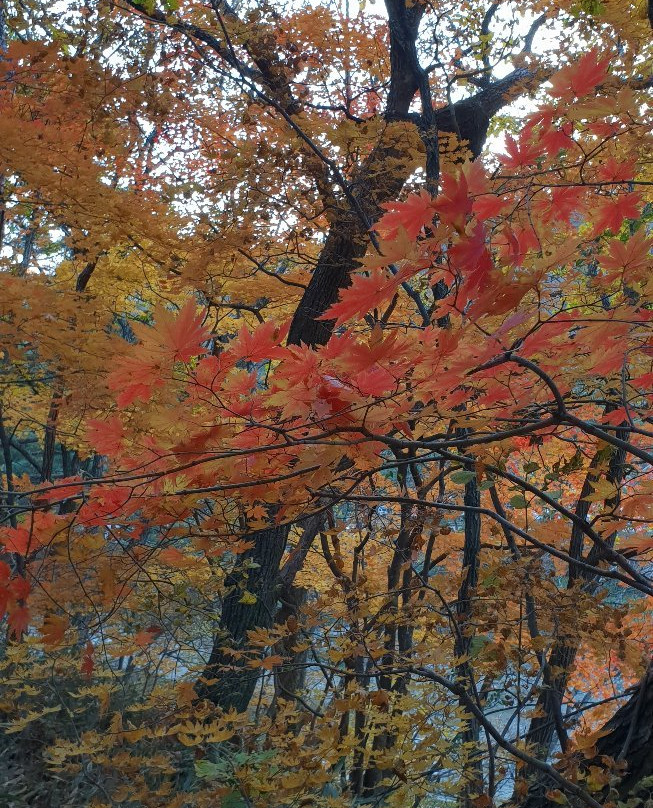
[87,415,125,455]
[449,222,493,295]
[540,122,575,156]
[109,355,164,408]
[321,270,402,327]
[596,156,637,183]
[500,133,545,170]
[0,526,32,556]
[600,228,651,280]
[534,186,584,225]
[133,299,210,363]
[434,170,473,232]
[81,640,95,679]
[227,320,289,363]
[378,190,436,239]
[8,605,30,639]
[549,49,611,99]
[472,193,510,220]
[592,192,642,235]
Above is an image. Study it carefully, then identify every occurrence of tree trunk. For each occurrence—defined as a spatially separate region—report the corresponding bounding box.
[518,661,653,808]
[198,69,541,713]
[195,524,289,712]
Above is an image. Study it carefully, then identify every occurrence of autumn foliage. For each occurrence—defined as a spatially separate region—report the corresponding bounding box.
[0,0,652,807]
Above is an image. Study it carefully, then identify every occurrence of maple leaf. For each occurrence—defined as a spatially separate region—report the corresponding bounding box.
[472,193,510,220]
[109,356,164,408]
[134,300,210,363]
[176,681,198,708]
[249,654,284,670]
[534,186,584,225]
[10,577,30,601]
[619,533,653,556]
[596,156,637,183]
[78,486,139,527]
[35,476,84,506]
[8,605,30,638]
[433,170,473,232]
[321,270,402,327]
[87,415,125,455]
[158,547,196,568]
[361,227,420,271]
[599,228,651,280]
[227,320,289,363]
[539,122,575,156]
[592,192,642,235]
[449,222,494,296]
[0,562,9,586]
[133,625,162,647]
[0,526,32,556]
[378,190,436,239]
[40,614,69,647]
[500,133,545,170]
[109,302,210,407]
[498,224,539,266]
[549,49,611,99]
[0,564,12,619]
[601,407,628,426]
[81,640,95,679]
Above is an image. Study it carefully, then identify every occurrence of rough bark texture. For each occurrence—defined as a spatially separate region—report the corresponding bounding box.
[195,524,289,712]
[519,662,653,808]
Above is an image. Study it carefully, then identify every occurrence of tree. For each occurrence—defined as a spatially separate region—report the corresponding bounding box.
[0,1,652,807]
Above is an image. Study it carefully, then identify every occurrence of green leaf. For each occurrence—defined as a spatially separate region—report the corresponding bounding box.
[509,495,528,509]
[450,470,476,484]
[195,760,231,780]
[469,635,490,657]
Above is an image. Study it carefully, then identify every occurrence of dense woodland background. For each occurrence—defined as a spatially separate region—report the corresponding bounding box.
[0,0,652,806]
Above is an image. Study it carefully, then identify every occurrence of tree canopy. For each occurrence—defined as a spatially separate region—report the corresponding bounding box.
[0,1,652,807]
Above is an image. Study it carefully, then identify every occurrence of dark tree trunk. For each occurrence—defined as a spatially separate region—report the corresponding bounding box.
[522,427,628,767]
[518,662,653,808]
[195,524,289,712]
[197,53,538,715]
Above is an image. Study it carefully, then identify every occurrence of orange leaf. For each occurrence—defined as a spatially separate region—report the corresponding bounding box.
[249,654,284,670]
[433,170,473,231]
[40,614,69,647]
[86,416,125,455]
[137,299,210,363]
[321,270,403,327]
[1,526,32,556]
[600,228,651,279]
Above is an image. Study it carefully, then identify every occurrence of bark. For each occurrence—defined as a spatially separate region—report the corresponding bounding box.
[159,0,541,712]
[289,68,534,348]
[454,459,484,807]
[521,427,628,765]
[269,584,310,712]
[195,524,289,712]
[197,513,322,712]
[363,496,421,796]
[518,661,653,808]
